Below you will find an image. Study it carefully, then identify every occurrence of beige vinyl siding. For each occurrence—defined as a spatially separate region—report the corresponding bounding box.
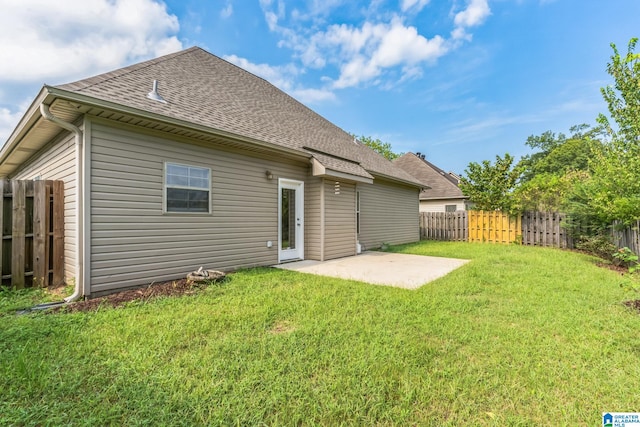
[358,179,419,250]
[89,121,308,294]
[419,199,466,213]
[323,179,356,260]
[304,177,322,260]
[10,132,76,282]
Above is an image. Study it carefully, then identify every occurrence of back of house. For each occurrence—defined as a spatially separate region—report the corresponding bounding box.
[0,47,422,298]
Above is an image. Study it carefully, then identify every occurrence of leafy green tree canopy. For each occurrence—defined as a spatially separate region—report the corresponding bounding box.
[356,135,402,161]
[517,124,601,183]
[567,37,640,227]
[597,37,640,144]
[459,153,520,212]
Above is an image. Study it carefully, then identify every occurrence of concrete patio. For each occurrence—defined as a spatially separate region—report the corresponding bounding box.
[274,251,469,290]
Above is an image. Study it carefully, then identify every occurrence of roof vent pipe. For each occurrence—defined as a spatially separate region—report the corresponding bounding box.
[147,80,167,103]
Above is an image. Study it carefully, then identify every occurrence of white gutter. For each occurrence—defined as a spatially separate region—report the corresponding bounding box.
[39,104,84,302]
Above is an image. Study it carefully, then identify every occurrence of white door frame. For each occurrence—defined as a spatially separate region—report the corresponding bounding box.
[278,178,304,262]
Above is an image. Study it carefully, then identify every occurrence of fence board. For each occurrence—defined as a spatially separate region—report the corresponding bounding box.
[0,181,3,278]
[52,180,65,286]
[45,181,52,287]
[33,181,47,287]
[11,181,26,288]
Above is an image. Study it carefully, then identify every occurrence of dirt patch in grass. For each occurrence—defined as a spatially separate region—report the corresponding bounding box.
[595,261,627,274]
[623,299,640,313]
[52,279,216,313]
[592,261,640,314]
[269,320,296,334]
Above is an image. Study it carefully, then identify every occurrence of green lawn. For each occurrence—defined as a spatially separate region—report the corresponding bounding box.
[1,242,638,426]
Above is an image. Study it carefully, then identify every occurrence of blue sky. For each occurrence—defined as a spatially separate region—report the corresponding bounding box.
[1,0,638,174]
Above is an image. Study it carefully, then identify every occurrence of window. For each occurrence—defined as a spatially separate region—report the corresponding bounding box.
[165,162,211,213]
[445,204,457,213]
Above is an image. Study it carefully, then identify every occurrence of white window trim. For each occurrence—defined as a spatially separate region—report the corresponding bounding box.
[163,161,212,214]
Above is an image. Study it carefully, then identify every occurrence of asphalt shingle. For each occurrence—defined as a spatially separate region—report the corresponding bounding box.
[394,153,466,200]
[56,47,421,186]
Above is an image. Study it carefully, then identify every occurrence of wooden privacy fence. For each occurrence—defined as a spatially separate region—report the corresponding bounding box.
[612,220,640,255]
[1,180,64,288]
[468,210,521,244]
[420,210,573,248]
[521,211,573,248]
[420,211,467,241]
[421,211,640,253]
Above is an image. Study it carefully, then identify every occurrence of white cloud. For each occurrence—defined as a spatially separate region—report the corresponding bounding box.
[258,0,491,92]
[220,4,233,19]
[0,99,31,144]
[454,0,491,28]
[291,88,337,103]
[401,0,431,13]
[373,20,445,67]
[223,54,299,91]
[0,0,183,84]
[223,54,335,104]
[309,17,448,88]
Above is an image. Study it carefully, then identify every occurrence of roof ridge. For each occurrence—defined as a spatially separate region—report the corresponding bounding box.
[417,156,460,188]
[56,46,200,91]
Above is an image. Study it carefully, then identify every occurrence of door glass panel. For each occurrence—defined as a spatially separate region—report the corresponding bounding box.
[281,188,296,250]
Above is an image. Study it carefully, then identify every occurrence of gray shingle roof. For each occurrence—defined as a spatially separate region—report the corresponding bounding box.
[393,153,466,200]
[56,47,420,186]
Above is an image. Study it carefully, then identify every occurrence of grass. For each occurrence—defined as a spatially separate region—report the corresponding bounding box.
[1,241,638,426]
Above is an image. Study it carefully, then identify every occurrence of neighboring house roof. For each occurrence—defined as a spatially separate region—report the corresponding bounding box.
[0,46,420,186]
[393,152,467,201]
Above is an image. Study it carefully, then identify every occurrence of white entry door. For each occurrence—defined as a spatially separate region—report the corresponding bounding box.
[278,179,304,262]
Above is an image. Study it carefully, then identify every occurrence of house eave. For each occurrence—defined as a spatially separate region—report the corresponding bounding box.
[420,195,469,201]
[44,86,311,160]
[0,88,54,175]
[0,86,315,177]
[310,158,374,184]
[371,171,426,189]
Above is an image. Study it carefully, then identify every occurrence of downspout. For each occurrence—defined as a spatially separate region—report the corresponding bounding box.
[39,104,84,302]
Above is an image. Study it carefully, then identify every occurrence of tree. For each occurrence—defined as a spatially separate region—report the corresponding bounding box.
[567,38,640,227]
[513,125,603,211]
[356,135,402,161]
[514,171,588,212]
[459,153,520,212]
[517,125,601,183]
[597,37,640,144]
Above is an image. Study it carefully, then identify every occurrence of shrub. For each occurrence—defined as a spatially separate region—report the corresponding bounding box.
[575,234,616,260]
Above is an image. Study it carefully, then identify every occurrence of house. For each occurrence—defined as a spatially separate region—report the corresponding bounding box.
[0,47,423,299]
[393,152,469,212]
